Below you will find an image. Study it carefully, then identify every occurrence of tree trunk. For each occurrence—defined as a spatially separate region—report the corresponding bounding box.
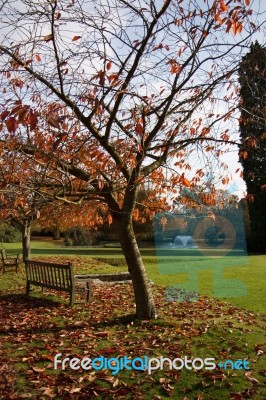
[53,226,61,240]
[22,222,31,262]
[116,218,156,320]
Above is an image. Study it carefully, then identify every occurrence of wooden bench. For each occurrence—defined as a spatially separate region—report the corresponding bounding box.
[1,248,21,273]
[25,260,92,306]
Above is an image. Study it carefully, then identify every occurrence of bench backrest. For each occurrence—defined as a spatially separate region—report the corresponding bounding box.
[25,260,74,292]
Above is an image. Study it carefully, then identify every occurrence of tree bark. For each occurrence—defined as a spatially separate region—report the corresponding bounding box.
[22,222,31,262]
[116,217,156,320]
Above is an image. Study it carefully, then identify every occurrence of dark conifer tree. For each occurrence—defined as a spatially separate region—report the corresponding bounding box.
[238,42,266,252]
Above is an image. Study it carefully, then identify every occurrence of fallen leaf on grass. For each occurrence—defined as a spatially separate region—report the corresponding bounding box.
[244,371,259,385]
[41,387,56,398]
[32,366,46,373]
[69,387,82,393]
[94,331,109,337]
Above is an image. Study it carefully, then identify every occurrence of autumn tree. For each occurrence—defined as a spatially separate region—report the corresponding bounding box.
[238,41,266,252]
[0,147,43,260]
[0,143,90,260]
[38,200,113,243]
[0,0,263,319]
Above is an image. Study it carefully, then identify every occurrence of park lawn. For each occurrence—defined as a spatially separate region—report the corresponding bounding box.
[0,241,265,398]
[144,255,266,315]
[2,240,266,314]
[0,266,266,399]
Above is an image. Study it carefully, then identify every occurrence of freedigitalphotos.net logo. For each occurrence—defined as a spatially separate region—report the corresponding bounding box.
[54,354,250,375]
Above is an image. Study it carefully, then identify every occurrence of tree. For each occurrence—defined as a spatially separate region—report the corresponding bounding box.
[0,148,44,261]
[0,222,21,244]
[0,145,86,260]
[238,41,266,252]
[0,0,263,318]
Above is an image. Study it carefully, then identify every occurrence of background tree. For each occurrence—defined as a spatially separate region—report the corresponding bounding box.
[38,200,112,245]
[0,223,21,244]
[0,143,90,260]
[238,41,266,252]
[0,147,44,261]
[0,0,263,319]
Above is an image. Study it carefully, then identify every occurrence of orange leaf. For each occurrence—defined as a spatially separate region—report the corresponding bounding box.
[27,111,38,131]
[231,22,242,36]
[152,43,163,51]
[1,110,9,120]
[17,107,29,122]
[245,0,250,5]
[180,174,191,187]
[35,54,41,62]
[72,35,82,41]
[220,1,228,12]
[239,150,248,160]
[135,123,143,135]
[226,20,232,33]
[214,14,223,25]
[170,63,182,74]
[183,178,190,187]
[5,117,18,133]
[47,115,60,128]
[236,22,243,34]
[108,73,119,82]
[205,146,213,152]
[106,61,112,70]
[201,127,210,136]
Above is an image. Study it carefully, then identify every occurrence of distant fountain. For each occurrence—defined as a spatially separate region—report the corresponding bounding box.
[172,235,197,248]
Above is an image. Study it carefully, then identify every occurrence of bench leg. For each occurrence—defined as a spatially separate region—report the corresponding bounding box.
[70,290,74,306]
[26,281,30,295]
[86,281,92,303]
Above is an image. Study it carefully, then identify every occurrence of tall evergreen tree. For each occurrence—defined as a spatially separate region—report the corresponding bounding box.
[238,41,266,252]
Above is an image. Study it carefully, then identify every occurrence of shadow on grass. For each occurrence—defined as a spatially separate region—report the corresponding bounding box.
[0,293,62,309]
[0,293,139,335]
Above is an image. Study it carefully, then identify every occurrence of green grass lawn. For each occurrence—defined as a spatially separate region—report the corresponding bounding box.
[0,240,265,399]
[3,239,266,314]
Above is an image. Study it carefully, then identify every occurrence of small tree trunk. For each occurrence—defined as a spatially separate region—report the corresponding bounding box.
[116,218,156,320]
[22,222,31,262]
[53,226,61,240]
